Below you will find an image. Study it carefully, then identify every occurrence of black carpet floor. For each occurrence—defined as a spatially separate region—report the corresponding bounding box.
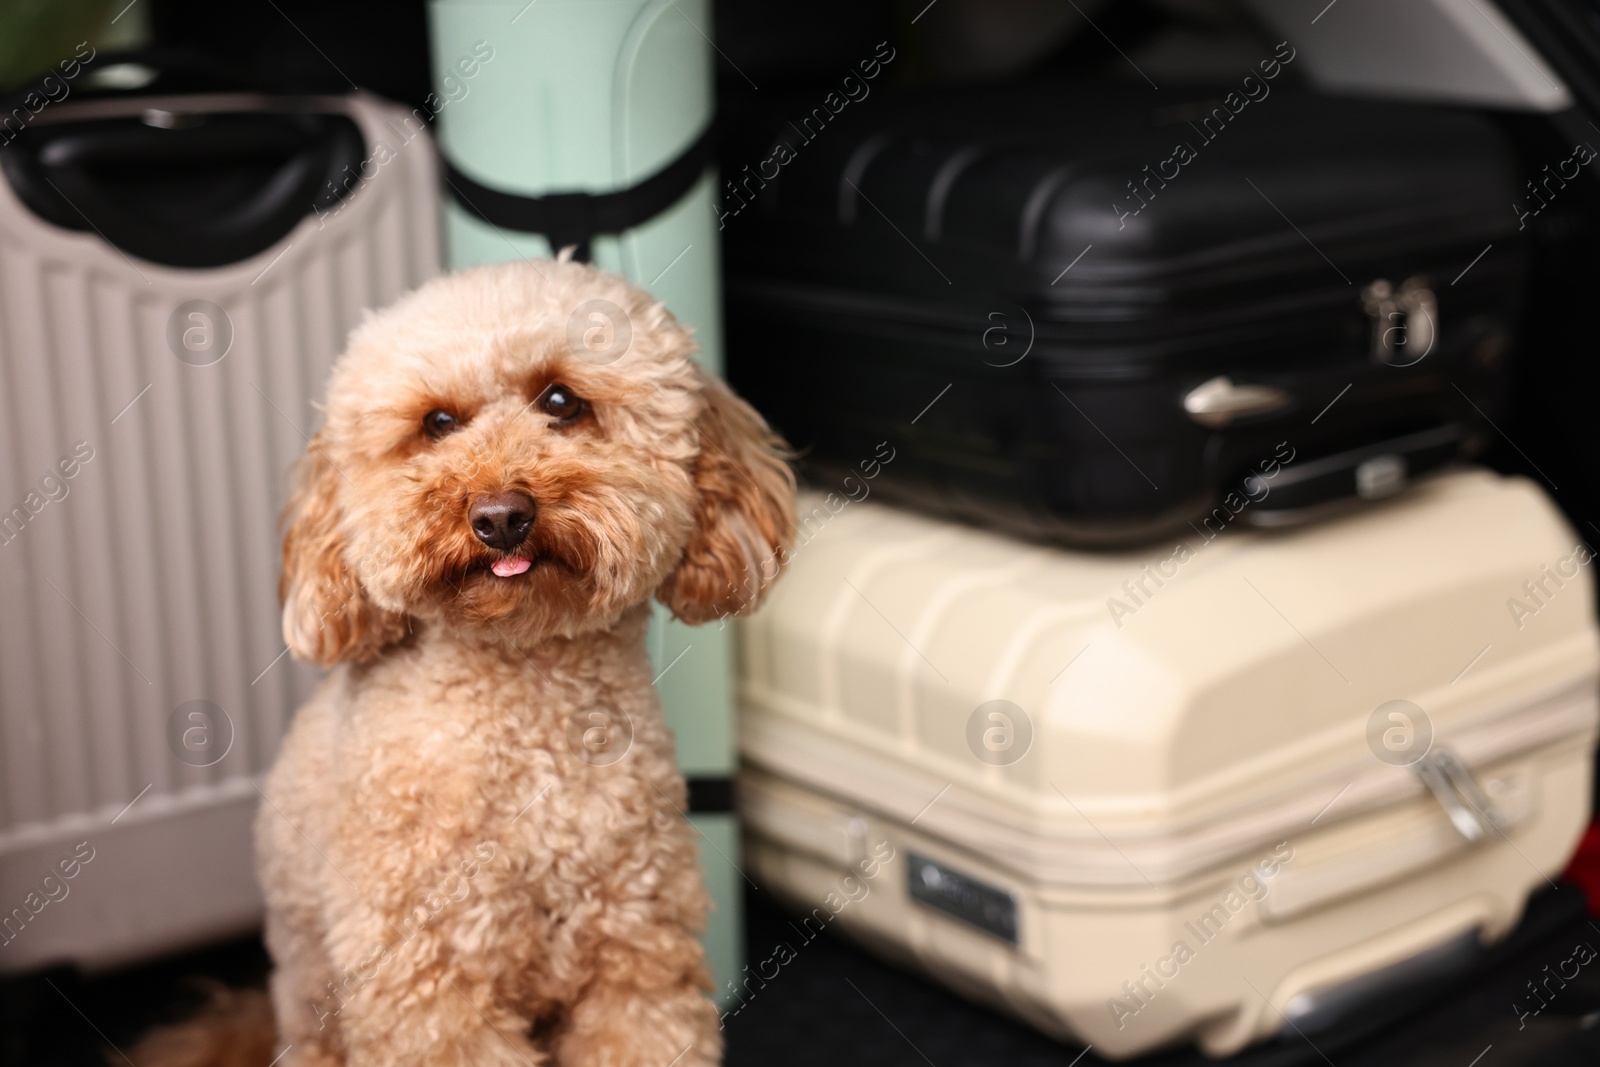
[5,886,1598,1066]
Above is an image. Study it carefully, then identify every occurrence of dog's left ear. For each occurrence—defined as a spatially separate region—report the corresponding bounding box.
[279,434,408,665]
[658,369,797,625]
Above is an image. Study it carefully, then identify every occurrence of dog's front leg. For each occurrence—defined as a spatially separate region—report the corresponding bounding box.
[549,925,722,1067]
[321,892,545,1067]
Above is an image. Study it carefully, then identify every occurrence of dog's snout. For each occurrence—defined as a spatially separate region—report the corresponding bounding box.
[469,491,537,551]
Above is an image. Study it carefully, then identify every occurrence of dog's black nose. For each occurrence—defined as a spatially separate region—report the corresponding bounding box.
[469,491,536,551]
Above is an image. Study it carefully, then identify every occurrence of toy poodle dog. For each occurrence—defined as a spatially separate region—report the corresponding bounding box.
[138,255,794,1067]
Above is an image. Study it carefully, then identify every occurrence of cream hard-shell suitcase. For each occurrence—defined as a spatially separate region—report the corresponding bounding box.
[736,469,1599,1059]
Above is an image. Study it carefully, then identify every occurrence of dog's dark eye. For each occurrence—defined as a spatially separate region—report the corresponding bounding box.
[423,409,461,439]
[539,384,587,422]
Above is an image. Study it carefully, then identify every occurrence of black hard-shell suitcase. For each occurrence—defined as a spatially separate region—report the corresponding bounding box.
[723,80,1528,545]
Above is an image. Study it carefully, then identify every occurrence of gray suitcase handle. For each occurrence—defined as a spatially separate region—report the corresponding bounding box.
[0,50,366,269]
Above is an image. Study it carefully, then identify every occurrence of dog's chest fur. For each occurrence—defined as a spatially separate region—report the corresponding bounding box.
[274,604,686,909]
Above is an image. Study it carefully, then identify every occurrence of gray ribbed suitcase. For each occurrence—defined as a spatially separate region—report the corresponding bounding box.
[0,88,440,972]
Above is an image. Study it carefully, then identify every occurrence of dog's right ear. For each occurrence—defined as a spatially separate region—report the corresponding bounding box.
[279,435,405,666]
[657,370,797,625]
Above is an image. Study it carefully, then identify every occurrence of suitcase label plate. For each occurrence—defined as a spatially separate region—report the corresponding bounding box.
[907,852,1019,944]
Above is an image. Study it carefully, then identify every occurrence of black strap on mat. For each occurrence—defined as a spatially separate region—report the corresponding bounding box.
[441,122,716,262]
[686,776,734,815]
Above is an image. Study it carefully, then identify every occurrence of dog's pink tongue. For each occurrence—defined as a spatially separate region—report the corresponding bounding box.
[491,557,532,578]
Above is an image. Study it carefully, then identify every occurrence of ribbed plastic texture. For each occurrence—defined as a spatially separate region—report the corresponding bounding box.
[0,92,440,971]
